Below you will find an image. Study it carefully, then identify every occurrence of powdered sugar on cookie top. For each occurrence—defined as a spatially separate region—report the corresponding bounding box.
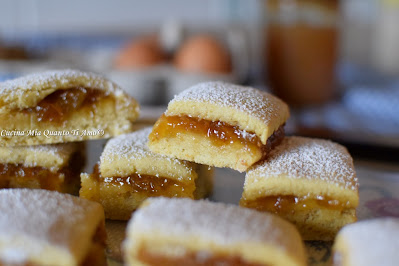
[0,69,117,94]
[128,197,303,256]
[334,218,399,266]
[101,127,154,162]
[0,189,103,264]
[100,127,195,179]
[169,81,288,125]
[248,136,358,190]
[0,143,80,170]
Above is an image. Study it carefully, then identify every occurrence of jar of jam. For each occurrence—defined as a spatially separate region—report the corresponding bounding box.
[265,0,339,107]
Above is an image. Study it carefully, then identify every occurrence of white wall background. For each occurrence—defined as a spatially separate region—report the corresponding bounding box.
[0,0,261,35]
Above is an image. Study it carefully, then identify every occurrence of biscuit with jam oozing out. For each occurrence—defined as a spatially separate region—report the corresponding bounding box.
[240,136,359,241]
[0,189,106,266]
[333,218,399,266]
[123,197,306,266]
[0,69,139,146]
[148,81,289,172]
[80,127,213,220]
[0,142,84,194]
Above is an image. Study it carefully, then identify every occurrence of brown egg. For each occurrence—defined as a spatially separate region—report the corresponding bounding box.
[174,34,232,74]
[114,35,166,70]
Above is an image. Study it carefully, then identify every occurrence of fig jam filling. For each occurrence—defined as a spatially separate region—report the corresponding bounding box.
[23,87,107,123]
[138,248,265,266]
[92,164,189,196]
[241,195,351,214]
[150,114,284,157]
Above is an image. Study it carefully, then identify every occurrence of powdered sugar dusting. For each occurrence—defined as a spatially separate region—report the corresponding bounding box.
[335,218,399,266]
[248,137,358,190]
[0,189,102,263]
[169,81,288,125]
[0,69,118,94]
[130,197,299,248]
[24,143,77,157]
[0,248,29,264]
[100,127,193,175]
[0,143,79,170]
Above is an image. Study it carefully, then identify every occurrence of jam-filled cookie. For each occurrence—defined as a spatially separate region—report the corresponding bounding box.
[123,197,306,266]
[333,218,399,266]
[240,136,359,241]
[0,189,106,266]
[80,127,213,220]
[148,81,289,172]
[0,69,139,146]
[0,142,84,194]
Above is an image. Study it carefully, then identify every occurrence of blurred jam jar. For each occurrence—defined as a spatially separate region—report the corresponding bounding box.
[265,0,339,107]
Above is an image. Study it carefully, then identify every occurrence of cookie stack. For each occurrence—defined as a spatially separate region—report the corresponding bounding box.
[0,73,364,265]
[0,69,139,194]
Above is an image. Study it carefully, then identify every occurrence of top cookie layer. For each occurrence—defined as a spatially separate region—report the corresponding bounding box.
[0,189,104,265]
[244,137,358,203]
[0,69,127,111]
[100,127,197,181]
[166,81,289,144]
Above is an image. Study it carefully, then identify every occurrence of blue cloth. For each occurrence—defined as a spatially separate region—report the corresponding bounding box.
[343,84,399,134]
[299,63,399,137]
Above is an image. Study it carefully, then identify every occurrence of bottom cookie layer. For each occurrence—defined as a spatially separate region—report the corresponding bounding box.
[81,221,107,266]
[136,247,264,266]
[80,165,213,220]
[0,151,83,194]
[241,196,356,241]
